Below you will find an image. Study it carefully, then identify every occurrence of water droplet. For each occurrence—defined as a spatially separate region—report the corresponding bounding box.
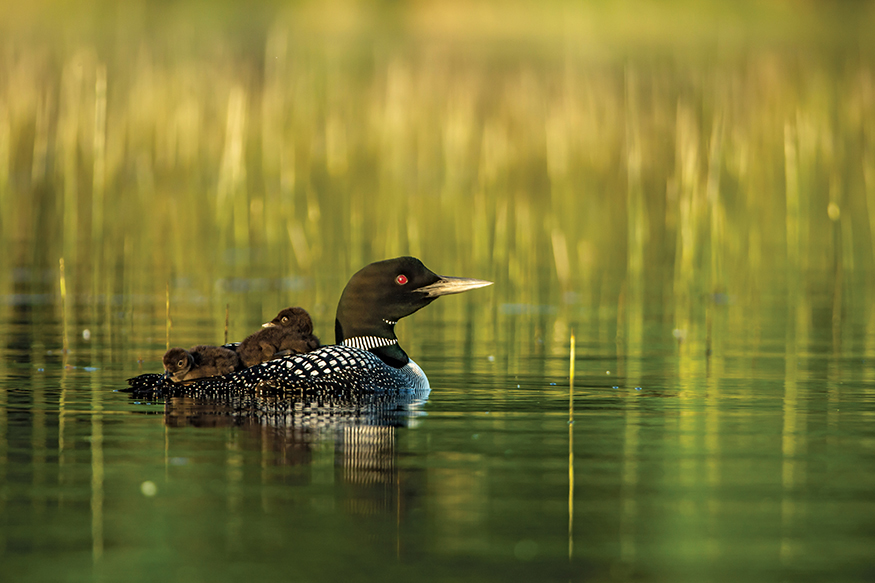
[140,481,158,497]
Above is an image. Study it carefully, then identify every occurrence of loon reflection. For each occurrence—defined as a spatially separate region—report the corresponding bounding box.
[159,385,430,514]
[161,386,430,435]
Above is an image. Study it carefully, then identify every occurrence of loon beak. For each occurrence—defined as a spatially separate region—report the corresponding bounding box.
[261,322,276,328]
[417,276,493,298]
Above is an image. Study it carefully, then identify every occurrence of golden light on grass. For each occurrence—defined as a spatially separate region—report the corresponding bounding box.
[0,2,870,370]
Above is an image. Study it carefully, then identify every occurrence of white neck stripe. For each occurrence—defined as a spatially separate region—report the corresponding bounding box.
[342,336,398,351]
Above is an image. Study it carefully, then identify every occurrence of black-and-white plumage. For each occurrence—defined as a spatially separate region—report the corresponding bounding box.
[130,345,427,397]
[127,257,491,397]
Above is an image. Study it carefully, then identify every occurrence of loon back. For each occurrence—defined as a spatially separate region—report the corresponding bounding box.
[127,344,428,396]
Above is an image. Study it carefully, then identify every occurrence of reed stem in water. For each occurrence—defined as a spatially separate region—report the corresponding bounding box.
[224,303,230,345]
[59,258,69,355]
[165,281,171,351]
[568,331,575,561]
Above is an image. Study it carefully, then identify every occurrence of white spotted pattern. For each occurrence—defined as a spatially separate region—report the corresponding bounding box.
[127,344,430,396]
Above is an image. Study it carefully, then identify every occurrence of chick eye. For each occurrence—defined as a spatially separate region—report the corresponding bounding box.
[395,274,408,285]
[177,359,185,367]
[281,317,289,323]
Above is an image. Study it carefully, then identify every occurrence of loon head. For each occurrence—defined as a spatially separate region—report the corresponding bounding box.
[262,306,314,335]
[334,256,492,367]
[162,347,194,382]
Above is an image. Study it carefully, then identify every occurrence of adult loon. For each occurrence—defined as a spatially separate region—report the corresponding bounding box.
[126,257,491,396]
[236,306,321,367]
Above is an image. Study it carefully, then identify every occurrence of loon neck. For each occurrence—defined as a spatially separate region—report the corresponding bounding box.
[370,343,409,368]
[335,318,410,368]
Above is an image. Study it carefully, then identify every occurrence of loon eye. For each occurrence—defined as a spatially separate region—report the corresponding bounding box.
[177,359,185,367]
[395,274,408,285]
[281,316,289,323]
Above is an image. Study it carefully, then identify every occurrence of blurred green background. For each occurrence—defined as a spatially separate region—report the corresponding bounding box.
[3,4,875,582]
[3,0,875,332]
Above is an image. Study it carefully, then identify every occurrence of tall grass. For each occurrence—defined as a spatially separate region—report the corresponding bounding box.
[0,1,873,360]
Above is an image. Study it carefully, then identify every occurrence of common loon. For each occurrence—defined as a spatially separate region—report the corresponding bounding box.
[236,306,321,367]
[162,345,243,383]
[127,256,491,396]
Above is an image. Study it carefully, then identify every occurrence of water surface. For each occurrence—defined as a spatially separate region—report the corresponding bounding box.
[3,262,875,583]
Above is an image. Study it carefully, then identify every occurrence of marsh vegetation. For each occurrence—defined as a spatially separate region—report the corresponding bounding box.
[2,2,875,581]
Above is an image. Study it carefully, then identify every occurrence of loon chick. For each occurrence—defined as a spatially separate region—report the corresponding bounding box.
[236,306,321,367]
[265,306,317,335]
[129,257,491,395]
[163,345,243,383]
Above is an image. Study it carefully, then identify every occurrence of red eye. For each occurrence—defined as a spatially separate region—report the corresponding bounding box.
[395,274,408,285]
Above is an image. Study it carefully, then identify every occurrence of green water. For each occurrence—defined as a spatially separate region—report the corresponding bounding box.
[3,262,875,582]
[3,1,875,581]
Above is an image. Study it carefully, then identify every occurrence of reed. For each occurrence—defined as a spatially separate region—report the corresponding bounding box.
[0,3,870,375]
[59,258,69,356]
[225,303,230,345]
[568,332,575,561]
[165,282,171,352]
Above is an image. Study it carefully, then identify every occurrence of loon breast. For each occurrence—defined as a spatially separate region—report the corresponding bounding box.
[398,359,429,392]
